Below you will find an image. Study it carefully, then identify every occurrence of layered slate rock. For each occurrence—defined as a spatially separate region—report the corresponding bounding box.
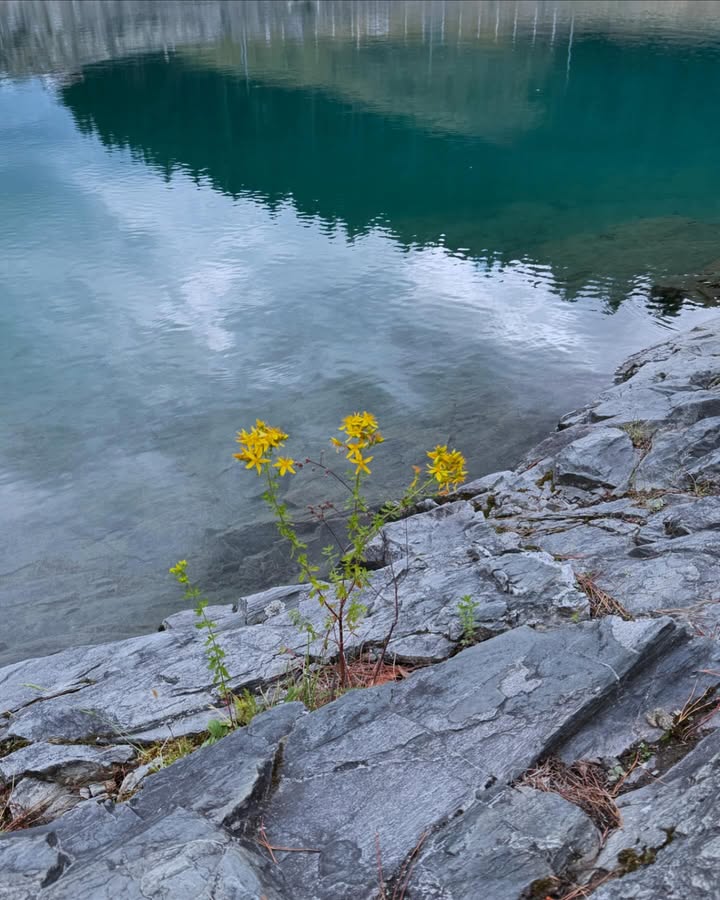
[5,807,289,900]
[593,728,720,900]
[553,428,638,490]
[261,617,677,900]
[2,319,720,899]
[0,618,678,900]
[0,501,588,752]
[0,743,134,784]
[0,705,302,899]
[407,786,600,900]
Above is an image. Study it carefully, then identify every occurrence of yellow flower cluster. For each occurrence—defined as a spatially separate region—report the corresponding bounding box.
[332,411,384,476]
[427,445,467,492]
[169,559,189,583]
[233,419,295,476]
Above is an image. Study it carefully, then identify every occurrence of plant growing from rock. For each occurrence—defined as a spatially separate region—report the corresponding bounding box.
[234,414,467,689]
[138,735,204,772]
[620,420,652,451]
[457,594,478,646]
[169,559,237,727]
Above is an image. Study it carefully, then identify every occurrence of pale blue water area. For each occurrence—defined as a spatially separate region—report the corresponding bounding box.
[2,0,720,664]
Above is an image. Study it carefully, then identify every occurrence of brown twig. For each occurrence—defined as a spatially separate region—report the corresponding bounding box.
[393,830,428,900]
[375,833,386,900]
[375,830,429,900]
[609,750,641,797]
[256,820,320,864]
[257,822,278,864]
[0,782,49,833]
[671,682,720,741]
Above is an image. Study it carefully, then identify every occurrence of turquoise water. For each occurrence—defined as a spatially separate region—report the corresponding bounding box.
[2,0,720,664]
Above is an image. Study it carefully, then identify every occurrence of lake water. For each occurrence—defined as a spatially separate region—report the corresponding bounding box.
[2,0,720,665]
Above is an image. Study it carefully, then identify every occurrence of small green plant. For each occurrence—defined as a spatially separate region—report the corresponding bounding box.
[234,689,262,727]
[637,741,653,763]
[169,560,236,728]
[139,735,203,771]
[457,594,478,647]
[620,421,652,451]
[233,414,467,689]
[687,474,719,497]
[201,718,232,747]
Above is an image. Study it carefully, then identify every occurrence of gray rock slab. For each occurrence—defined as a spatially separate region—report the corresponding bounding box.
[1,502,593,749]
[593,728,720,900]
[160,602,240,632]
[554,428,637,490]
[519,492,720,626]
[407,786,600,900]
[0,742,134,786]
[0,705,303,898]
[7,777,78,822]
[557,632,720,762]
[262,616,678,900]
[1,626,300,744]
[117,760,156,799]
[0,831,70,900]
[161,583,314,631]
[130,702,305,833]
[41,807,289,900]
[634,416,720,491]
[614,319,720,386]
[156,501,593,675]
[456,469,515,497]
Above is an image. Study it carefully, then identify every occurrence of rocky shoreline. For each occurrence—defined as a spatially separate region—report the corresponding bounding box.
[3,318,720,898]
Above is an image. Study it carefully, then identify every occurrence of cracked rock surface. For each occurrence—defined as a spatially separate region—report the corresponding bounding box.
[2,319,720,898]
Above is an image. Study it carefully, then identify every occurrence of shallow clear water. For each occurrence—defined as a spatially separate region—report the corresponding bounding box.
[2,0,720,664]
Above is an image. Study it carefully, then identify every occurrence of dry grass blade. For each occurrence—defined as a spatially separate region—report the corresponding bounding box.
[348,656,412,689]
[655,598,720,638]
[671,683,720,741]
[576,573,633,621]
[518,758,621,833]
[0,781,50,833]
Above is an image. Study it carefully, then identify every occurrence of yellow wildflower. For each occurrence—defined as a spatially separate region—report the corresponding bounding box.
[243,446,270,474]
[350,449,373,475]
[235,420,289,468]
[427,445,467,492]
[273,456,296,476]
[264,425,288,450]
[169,560,189,583]
[339,411,382,447]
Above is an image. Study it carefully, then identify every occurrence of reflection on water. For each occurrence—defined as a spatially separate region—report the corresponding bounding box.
[1,1,720,664]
